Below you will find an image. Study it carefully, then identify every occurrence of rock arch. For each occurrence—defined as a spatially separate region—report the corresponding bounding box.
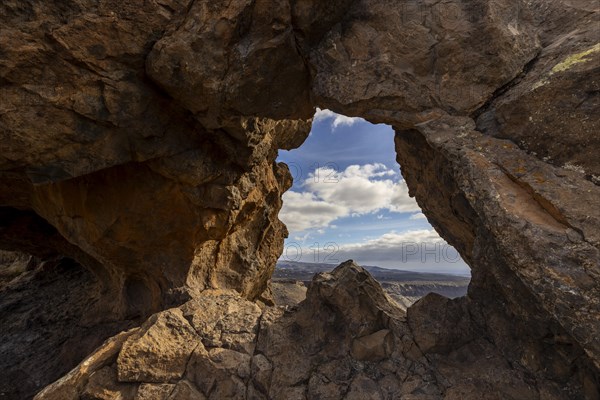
[0,0,598,398]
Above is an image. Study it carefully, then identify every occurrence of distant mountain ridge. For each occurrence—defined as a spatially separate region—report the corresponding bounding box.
[274,260,471,309]
[275,260,470,283]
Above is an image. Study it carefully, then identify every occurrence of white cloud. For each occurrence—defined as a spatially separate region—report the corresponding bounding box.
[409,213,427,220]
[304,163,419,215]
[279,191,347,232]
[333,163,396,179]
[313,108,364,130]
[279,164,421,234]
[293,232,312,242]
[335,229,466,271]
[281,229,469,274]
[340,229,443,253]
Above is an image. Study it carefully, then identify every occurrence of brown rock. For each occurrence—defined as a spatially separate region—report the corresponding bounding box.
[146,0,313,125]
[271,281,308,307]
[351,329,393,362]
[185,346,251,399]
[0,250,32,287]
[82,366,136,400]
[1,0,599,398]
[299,260,406,337]
[308,0,539,127]
[180,290,262,354]
[396,115,600,373]
[345,375,383,400]
[34,262,599,400]
[117,309,199,383]
[134,383,174,400]
[476,8,600,180]
[307,374,345,400]
[166,380,206,400]
[407,293,473,355]
[34,329,139,400]
[250,354,272,394]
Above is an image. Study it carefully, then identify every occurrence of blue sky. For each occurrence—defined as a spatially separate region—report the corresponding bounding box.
[276,109,470,276]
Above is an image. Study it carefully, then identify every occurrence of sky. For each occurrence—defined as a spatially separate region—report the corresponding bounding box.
[276,109,471,276]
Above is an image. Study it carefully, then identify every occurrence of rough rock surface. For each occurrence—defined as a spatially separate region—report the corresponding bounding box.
[35,262,597,400]
[0,0,599,398]
[1,0,307,312]
[0,256,137,399]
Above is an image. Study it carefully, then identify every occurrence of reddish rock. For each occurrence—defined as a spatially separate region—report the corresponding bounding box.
[0,0,598,398]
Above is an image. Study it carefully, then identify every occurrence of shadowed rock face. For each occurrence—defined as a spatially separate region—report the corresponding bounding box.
[1,0,310,311]
[0,0,599,398]
[0,258,138,400]
[32,262,599,400]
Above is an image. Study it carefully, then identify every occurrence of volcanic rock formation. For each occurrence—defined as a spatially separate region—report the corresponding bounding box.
[33,261,600,399]
[0,0,599,399]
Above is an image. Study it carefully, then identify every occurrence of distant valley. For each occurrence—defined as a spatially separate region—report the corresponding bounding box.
[273,260,470,309]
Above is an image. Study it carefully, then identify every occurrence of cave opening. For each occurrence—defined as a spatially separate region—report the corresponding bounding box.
[0,208,138,399]
[273,109,471,309]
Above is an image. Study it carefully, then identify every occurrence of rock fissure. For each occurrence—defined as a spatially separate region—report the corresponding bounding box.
[472,49,543,121]
[497,164,587,239]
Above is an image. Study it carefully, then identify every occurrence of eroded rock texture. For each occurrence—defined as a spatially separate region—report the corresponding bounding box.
[1,0,310,306]
[34,262,598,399]
[1,0,599,398]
